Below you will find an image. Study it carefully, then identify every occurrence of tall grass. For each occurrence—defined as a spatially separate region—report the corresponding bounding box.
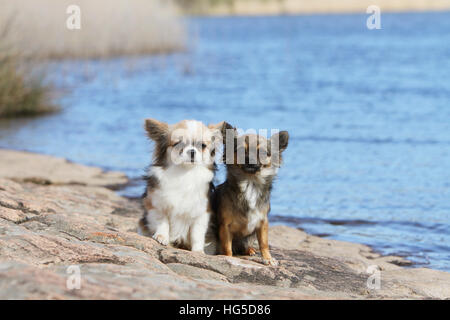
[0,0,185,59]
[0,50,56,118]
[0,0,185,117]
[0,18,56,118]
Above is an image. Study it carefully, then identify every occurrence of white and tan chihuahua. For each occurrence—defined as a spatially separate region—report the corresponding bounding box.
[138,118,225,253]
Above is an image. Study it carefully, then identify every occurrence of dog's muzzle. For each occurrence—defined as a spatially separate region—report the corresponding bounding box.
[243,163,261,173]
[189,149,196,163]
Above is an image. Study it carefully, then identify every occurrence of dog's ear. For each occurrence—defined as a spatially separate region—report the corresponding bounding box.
[208,121,231,133]
[221,122,236,144]
[271,131,289,153]
[212,122,237,164]
[145,118,169,142]
[208,121,236,144]
[208,121,224,139]
[208,121,225,131]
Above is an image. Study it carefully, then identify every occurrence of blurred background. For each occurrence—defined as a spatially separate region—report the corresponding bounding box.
[0,0,449,271]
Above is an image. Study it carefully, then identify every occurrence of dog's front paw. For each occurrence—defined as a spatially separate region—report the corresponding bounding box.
[246,247,257,256]
[262,257,279,266]
[152,234,169,246]
[191,248,205,254]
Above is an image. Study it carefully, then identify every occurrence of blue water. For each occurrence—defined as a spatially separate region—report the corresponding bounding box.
[0,13,449,271]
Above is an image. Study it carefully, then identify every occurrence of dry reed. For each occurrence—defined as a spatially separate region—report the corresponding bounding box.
[0,0,185,59]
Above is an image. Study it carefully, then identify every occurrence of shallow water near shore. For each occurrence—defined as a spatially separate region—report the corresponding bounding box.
[1,12,449,271]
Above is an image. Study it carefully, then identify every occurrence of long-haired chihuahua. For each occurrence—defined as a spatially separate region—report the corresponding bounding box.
[212,127,289,265]
[138,119,224,253]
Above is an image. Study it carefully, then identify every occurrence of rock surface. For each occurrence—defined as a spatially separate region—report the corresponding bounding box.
[0,149,127,188]
[0,150,449,299]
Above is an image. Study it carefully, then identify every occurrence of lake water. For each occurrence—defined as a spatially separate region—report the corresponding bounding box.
[1,13,449,271]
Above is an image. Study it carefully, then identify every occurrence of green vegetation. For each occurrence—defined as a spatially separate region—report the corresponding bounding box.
[0,51,56,118]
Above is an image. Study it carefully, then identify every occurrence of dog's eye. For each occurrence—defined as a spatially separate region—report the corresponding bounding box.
[172,141,181,147]
[201,143,207,150]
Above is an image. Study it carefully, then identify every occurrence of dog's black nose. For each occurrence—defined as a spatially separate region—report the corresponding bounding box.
[189,149,196,162]
[243,164,260,174]
[244,163,261,173]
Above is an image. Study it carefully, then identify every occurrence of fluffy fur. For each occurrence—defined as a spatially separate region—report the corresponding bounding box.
[138,119,224,253]
[210,127,289,265]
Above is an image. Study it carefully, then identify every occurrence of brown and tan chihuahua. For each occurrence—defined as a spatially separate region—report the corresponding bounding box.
[211,125,289,266]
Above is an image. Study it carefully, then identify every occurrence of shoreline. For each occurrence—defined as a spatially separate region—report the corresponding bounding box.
[0,148,449,299]
[0,147,422,270]
[176,0,450,16]
[0,147,442,272]
[185,9,450,18]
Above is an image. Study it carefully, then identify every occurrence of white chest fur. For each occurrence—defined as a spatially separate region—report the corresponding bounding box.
[145,165,213,250]
[151,165,213,217]
[239,180,266,235]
